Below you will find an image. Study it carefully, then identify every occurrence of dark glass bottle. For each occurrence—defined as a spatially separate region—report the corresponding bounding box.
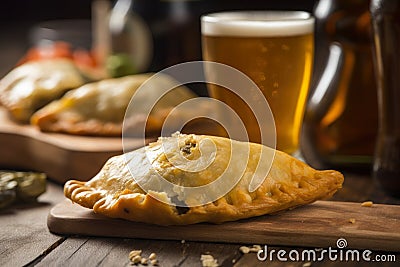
[303,0,378,171]
[370,0,400,197]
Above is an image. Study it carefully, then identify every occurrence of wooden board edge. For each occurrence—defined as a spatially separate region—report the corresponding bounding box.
[47,200,400,252]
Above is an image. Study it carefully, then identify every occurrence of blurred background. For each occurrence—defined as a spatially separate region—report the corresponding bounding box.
[0,0,379,173]
[0,0,316,77]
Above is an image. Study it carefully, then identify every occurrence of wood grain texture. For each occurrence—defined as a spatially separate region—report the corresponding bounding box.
[35,237,241,267]
[48,199,400,252]
[1,177,398,267]
[0,108,148,183]
[0,182,65,267]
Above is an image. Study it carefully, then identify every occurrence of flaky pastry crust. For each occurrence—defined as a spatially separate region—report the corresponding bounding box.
[64,134,344,225]
[0,59,84,123]
[31,74,195,136]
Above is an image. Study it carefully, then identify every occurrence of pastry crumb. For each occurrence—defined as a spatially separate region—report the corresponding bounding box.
[201,254,219,267]
[303,262,312,267]
[349,218,356,224]
[131,255,142,264]
[129,250,142,261]
[239,246,250,254]
[361,201,373,207]
[129,250,159,266]
[239,245,262,254]
[249,245,262,252]
[140,257,148,265]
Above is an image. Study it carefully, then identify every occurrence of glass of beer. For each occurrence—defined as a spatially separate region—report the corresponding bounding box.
[201,11,314,155]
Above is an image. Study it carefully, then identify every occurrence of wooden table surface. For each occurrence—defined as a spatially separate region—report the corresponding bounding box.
[0,28,399,267]
[1,171,399,267]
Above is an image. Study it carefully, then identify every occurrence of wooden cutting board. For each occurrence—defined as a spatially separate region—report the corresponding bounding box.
[0,108,147,183]
[48,199,400,252]
[0,108,217,183]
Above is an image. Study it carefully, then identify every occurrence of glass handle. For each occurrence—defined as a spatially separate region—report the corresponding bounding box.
[307,42,344,121]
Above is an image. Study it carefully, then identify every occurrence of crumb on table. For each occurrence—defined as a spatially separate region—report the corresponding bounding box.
[361,201,374,207]
[201,254,219,267]
[349,218,356,224]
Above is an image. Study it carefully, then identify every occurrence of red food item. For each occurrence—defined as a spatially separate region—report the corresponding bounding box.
[17,42,73,65]
[73,49,98,68]
[17,41,99,69]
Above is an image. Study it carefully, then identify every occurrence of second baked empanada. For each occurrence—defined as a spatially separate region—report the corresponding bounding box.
[31,74,196,136]
[64,133,344,225]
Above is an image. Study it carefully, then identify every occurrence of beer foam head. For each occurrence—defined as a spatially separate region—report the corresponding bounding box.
[201,11,314,37]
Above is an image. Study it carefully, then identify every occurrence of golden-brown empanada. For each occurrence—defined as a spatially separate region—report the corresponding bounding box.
[64,133,344,225]
[31,74,196,136]
[0,59,85,122]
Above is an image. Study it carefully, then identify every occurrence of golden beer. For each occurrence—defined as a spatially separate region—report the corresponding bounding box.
[201,12,314,154]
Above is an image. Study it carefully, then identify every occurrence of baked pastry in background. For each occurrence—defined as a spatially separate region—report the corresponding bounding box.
[64,133,344,225]
[31,74,196,136]
[0,59,85,122]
